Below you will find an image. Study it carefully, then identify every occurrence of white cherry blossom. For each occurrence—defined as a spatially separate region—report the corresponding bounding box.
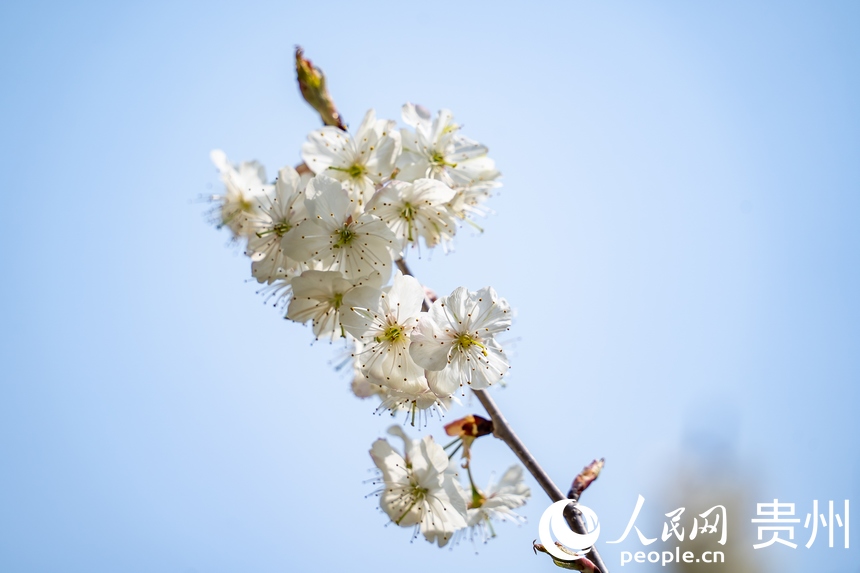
[281,175,396,280]
[349,346,452,422]
[396,104,500,189]
[448,179,501,222]
[376,373,454,422]
[460,465,530,543]
[245,166,308,283]
[410,286,511,391]
[301,109,401,210]
[366,179,458,251]
[286,270,383,340]
[370,426,468,547]
[210,149,273,239]
[341,271,425,387]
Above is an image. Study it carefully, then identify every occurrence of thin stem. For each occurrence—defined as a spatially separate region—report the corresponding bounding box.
[396,258,609,572]
[471,389,563,500]
[473,389,608,573]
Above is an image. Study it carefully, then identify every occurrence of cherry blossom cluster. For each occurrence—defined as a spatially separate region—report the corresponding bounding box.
[209,102,529,548]
[210,104,508,412]
[371,425,529,547]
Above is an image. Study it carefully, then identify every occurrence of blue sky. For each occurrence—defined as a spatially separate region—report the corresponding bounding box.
[1,1,858,572]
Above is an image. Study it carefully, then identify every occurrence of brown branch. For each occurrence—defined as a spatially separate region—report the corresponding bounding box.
[473,389,609,573]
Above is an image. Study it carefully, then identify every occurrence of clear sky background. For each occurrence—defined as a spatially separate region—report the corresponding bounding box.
[1,1,858,572]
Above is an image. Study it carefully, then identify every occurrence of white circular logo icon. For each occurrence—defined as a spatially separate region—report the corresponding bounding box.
[538,501,601,561]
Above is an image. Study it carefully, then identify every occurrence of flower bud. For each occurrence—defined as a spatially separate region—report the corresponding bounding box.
[568,458,604,500]
[295,46,345,130]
